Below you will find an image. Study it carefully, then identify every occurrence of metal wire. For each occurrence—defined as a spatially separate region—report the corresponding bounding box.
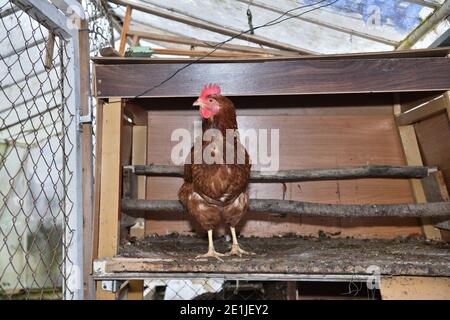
[0,0,113,300]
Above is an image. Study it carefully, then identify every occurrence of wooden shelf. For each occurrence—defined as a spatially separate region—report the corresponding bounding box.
[93,236,450,280]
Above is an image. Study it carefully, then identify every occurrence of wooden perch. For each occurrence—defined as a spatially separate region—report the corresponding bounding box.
[126,164,432,182]
[121,199,450,218]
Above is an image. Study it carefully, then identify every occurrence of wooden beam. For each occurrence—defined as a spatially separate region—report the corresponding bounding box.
[126,280,144,300]
[129,164,432,181]
[119,5,132,56]
[95,98,123,300]
[78,18,95,300]
[397,0,450,50]
[127,28,296,56]
[404,0,441,9]
[12,0,72,39]
[446,91,450,121]
[122,199,450,218]
[94,57,450,98]
[397,125,442,239]
[97,98,124,259]
[109,0,314,54]
[381,276,450,300]
[237,0,398,46]
[422,171,450,232]
[92,99,103,261]
[396,93,450,125]
[128,125,146,241]
[44,31,55,70]
[150,48,265,58]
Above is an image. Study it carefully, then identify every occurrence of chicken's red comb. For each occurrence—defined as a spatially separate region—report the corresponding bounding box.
[199,83,221,99]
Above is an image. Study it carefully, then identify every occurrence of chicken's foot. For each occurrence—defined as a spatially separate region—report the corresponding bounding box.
[225,227,255,257]
[195,229,225,262]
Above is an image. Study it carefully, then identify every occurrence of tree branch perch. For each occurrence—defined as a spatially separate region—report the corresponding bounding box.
[121,199,450,218]
[126,165,433,182]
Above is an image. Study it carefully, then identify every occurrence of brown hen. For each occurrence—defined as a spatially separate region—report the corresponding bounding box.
[178,84,252,260]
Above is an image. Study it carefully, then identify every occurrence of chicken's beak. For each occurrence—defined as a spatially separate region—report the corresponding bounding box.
[193,99,201,107]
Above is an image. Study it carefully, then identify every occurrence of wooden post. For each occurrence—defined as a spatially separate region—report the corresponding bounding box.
[95,98,124,300]
[78,18,95,300]
[92,99,103,261]
[394,96,442,240]
[127,280,144,300]
[44,31,55,70]
[119,5,132,56]
[123,104,148,300]
[131,34,140,47]
[397,125,441,239]
[446,91,450,121]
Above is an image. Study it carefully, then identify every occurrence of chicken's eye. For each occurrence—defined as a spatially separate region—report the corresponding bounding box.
[208,98,213,103]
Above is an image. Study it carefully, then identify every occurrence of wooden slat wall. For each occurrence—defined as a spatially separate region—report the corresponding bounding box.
[145,103,421,239]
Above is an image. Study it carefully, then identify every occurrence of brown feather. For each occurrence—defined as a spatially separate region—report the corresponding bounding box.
[178,95,251,231]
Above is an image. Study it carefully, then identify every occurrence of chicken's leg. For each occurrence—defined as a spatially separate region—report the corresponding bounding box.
[225,227,255,257]
[195,229,225,261]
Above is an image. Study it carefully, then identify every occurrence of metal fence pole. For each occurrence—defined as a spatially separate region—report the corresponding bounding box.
[63,29,84,300]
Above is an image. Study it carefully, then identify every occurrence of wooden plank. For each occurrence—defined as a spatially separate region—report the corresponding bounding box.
[92,99,103,261]
[95,98,123,300]
[414,112,450,191]
[97,98,124,259]
[126,28,295,56]
[422,171,450,233]
[96,282,117,300]
[119,5,132,56]
[128,125,146,240]
[106,236,450,276]
[150,48,264,58]
[108,0,314,54]
[397,125,441,240]
[132,126,147,199]
[398,92,444,113]
[127,280,144,300]
[12,0,72,39]
[380,276,450,300]
[78,19,94,300]
[422,171,450,202]
[94,57,450,98]
[92,47,450,64]
[396,94,449,125]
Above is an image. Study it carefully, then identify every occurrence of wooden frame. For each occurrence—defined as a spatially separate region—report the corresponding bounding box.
[94,50,450,98]
[92,49,450,300]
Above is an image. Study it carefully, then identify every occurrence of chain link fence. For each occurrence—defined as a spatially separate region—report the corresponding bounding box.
[140,279,379,300]
[143,279,292,300]
[0,0,113,300]
[0,0,74,299]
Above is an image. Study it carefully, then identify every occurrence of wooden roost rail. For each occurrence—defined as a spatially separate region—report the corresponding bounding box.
[92,48,450,300]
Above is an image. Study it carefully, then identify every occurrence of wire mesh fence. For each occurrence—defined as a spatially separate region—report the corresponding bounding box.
[0,0,74,299]
[0,0,113,300]
[140,279,380,300]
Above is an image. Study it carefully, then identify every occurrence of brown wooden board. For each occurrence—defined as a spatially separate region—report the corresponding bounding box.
[95,57,450,98]
[92,47,450,64]
[111,236,450,276]
[144,104,421,238]
[415,113,450,191]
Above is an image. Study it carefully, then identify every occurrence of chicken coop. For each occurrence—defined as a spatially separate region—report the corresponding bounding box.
[1,0,450,301]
